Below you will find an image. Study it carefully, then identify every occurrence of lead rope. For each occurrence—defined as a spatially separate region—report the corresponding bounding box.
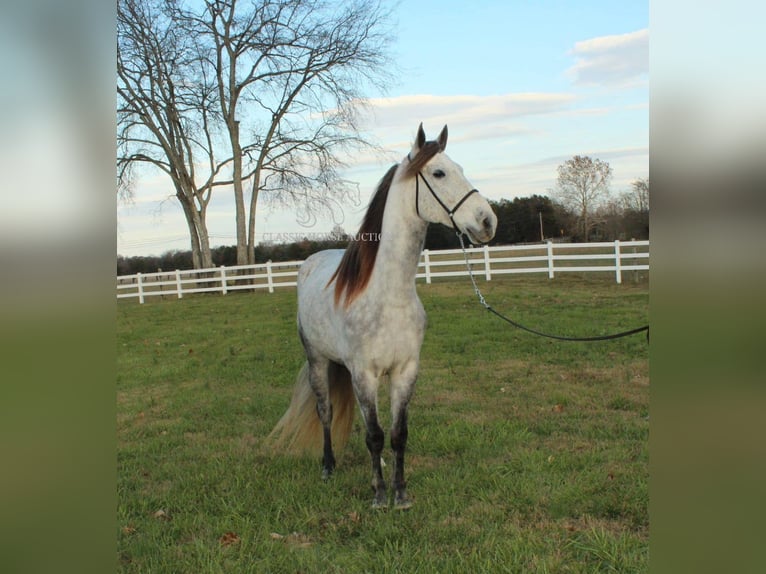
[457,232,490,309]
[455,232,650,343]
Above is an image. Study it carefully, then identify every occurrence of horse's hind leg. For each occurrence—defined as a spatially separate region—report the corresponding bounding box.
[306,356,335,480]
[390,371,416,510]
[354,374,387,508]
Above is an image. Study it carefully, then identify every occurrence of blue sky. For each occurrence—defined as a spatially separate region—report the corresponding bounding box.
[117,0,648,256]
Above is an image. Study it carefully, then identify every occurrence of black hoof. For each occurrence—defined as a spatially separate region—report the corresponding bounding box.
[394,491,412,510]
[371,491,388,509]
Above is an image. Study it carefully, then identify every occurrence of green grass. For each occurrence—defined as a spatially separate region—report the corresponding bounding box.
[117,274,648,573]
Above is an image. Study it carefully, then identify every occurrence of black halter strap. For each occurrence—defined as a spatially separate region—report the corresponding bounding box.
[409,153,479,233]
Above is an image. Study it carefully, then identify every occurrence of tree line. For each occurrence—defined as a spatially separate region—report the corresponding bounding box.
[118,180,648,276]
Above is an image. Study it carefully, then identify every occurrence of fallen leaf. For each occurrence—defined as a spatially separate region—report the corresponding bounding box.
[153,509,170,520]
[220,532,240,547]
[347,511,360,523]
[121,525,136,535]
[270,531,312,548]
[285,532,313,548]
[552,404,564,413]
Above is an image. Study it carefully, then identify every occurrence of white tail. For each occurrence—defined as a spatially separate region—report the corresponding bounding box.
[268,361,356,455]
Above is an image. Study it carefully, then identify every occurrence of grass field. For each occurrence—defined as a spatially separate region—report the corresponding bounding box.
[117,274,649,573]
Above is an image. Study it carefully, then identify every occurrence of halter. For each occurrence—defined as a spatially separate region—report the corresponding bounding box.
[408,153,479,234]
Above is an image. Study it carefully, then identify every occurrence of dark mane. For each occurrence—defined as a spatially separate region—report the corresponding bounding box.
[328,163,398,307]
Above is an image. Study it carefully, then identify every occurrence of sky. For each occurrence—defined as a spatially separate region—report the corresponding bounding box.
[117,0,648,257]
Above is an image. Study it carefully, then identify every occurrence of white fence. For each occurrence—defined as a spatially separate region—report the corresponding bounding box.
[117,240,649,304]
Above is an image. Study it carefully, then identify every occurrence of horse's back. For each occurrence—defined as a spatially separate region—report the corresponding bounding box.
[298,249,344,294]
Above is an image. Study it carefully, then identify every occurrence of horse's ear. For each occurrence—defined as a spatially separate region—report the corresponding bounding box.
[415,123,426,151]
[437,125,448,151]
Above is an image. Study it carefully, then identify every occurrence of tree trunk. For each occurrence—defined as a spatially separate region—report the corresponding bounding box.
[181,203,202,269]
[228,119,248,266]
[197,215,213,269]
[582,208,589,242]
[246,169,261,265]
[177,188,213,269]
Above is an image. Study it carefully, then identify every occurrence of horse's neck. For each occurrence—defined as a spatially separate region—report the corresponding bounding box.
[370,177,427,297]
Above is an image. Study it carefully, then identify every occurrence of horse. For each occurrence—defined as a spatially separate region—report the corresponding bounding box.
[269,123,497,509]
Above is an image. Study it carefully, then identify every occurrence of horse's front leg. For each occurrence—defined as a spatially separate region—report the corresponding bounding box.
[390,367,417,510]
[354,374,387,508]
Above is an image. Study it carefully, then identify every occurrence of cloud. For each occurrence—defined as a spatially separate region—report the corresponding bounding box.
[534,146,649,166]
[359,92,576,146]
[370,93,574,127]
[567,29,648,87]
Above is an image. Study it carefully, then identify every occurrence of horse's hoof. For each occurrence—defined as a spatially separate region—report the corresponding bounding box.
[371,492,388,509]
[394,493,413,510]
[321,468,333,481]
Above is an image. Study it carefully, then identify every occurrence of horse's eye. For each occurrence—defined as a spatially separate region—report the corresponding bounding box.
[433,169,446,178]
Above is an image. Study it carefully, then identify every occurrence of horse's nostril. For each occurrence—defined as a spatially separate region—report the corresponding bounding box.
[482,216,492,231]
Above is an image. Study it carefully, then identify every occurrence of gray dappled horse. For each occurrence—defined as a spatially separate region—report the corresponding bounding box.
[269,124,497,508]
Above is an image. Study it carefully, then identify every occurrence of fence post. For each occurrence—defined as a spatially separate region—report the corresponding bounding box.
[483,244,492,281]
[547,241,555,279]
[632,240,639,283]
[266,260,274,293]
[614,240,622,284]
[136,272,145,304]
[220,265,228,295]
[423,249,432,284]
[175,269,183,299]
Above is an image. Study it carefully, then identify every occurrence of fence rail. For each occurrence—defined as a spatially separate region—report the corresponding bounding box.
[117,240,649,303]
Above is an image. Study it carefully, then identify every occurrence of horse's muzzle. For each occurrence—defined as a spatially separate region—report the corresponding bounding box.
[465,210,497,244]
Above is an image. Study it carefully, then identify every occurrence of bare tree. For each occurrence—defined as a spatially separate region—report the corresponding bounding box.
[147,0,395,265]
[618,177,649,239]
[622,177,649,213]
[553,155,612,241]
[118,0,221,268]
[212,0,391,265]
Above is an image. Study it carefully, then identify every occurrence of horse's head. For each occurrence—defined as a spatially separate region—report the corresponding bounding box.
[405,123,497,244]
